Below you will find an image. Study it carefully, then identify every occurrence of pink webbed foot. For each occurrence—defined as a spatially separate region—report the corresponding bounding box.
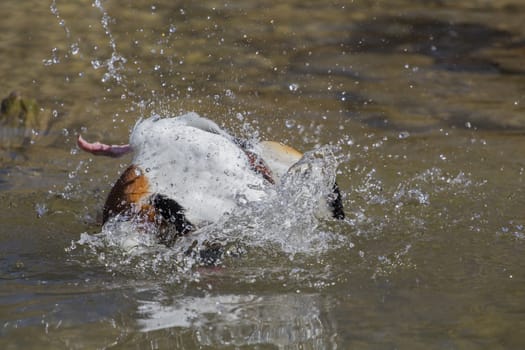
[77,135,133,158]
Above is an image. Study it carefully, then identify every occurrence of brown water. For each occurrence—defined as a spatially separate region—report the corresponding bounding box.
[2,0,525,349]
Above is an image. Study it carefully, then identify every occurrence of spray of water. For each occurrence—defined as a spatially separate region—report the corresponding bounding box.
[198,145,348,255]
[46,0,80,65]
[72,145,351,277]
[91,0,128,85]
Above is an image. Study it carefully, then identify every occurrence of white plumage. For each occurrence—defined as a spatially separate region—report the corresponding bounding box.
[130,113,268,225]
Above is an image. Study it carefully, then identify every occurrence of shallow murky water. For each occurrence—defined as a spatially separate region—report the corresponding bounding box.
[2,0,525,349]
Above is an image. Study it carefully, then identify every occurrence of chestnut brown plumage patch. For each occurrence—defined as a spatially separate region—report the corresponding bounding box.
[103,165,150,223]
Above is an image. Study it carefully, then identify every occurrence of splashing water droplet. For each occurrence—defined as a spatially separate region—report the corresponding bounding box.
[70,42,80,55]
[225,89,235,99]
[285,119,296,129]
[91,0,128,84]
[43,48,61,66]
[398,131,410,139]
[35,203,48,218]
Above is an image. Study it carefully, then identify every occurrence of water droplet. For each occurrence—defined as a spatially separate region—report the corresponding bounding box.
[70,43,80,55]
[288,83,299,92]
[285,119,296,128]
[35,203,47,218]
[91,59,102,69]
[398,131,410,139]
[225,89,235,99]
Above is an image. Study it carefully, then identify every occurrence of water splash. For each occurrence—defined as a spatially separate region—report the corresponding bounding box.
[46,0,81,64]
[50,1,71,39]
[195,145,348,254]
[91,0,128,85]
[72,145,350,277]
[500,221,525,240]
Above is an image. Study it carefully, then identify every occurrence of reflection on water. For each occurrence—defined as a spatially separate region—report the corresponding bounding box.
[2,0,525,348]
[137,292,336,348]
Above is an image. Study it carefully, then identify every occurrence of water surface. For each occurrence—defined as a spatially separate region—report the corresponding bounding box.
[1,0,525,349]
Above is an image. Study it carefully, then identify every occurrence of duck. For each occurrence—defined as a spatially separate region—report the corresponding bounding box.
[78,113,344,246]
